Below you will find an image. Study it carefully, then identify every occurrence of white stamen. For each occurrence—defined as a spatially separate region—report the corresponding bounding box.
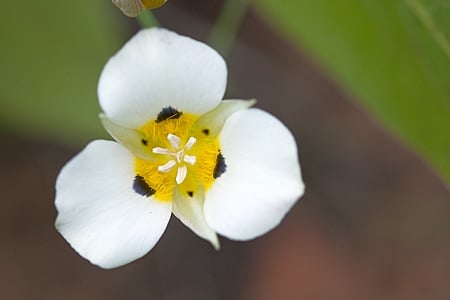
[167,134,181,149]
[158,160,176,172]
[176,165,187,184]
[152,147,170,155]
[152,134,198,185]
[184,137,197,150]
[184,155,196,165]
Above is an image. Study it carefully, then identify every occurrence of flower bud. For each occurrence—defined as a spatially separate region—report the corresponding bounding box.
[113,0,167,17]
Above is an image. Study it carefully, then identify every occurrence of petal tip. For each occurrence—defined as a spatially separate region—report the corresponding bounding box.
[209,234,220,251]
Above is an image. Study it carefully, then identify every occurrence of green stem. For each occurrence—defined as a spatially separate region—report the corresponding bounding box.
[404,0,450,60]
[209,0,252,57]
[137,10,160,28]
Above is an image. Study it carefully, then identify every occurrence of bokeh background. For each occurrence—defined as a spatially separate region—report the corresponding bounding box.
[1,0,449,299]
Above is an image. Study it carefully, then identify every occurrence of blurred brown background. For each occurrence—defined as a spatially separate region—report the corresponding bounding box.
[1,1,449,299]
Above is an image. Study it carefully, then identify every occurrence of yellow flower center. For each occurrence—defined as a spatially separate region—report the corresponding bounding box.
[134,109,222,202]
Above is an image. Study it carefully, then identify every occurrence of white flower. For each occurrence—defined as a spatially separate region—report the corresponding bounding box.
[112,0,167,17]
[55,28,304,269]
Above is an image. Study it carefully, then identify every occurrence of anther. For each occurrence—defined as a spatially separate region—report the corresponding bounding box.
[153,147,171,155]
[176,165,187,184]
[167,134,181,149]
[184,137,197,150]
[183,155,196,165]
[158,160,176,172]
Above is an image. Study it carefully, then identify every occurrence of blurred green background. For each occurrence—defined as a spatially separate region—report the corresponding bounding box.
[1,0,449,299]
[257,0,450,185]
[0,1,125,145]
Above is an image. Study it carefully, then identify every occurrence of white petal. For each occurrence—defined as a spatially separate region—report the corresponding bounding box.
[98,28,227,128]
[204,109,304,240]
[172,185,219,249]
[55,140,172,269]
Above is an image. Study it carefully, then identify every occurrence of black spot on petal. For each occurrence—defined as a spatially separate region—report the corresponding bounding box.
[187,191,194,197]
[141,139,148,146]
[213,151,227,179]
[133,175,156,197]
[156,106,182,123]
[202,128,210,135]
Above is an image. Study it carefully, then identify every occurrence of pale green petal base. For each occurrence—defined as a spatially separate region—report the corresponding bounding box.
[173,185,220,250]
